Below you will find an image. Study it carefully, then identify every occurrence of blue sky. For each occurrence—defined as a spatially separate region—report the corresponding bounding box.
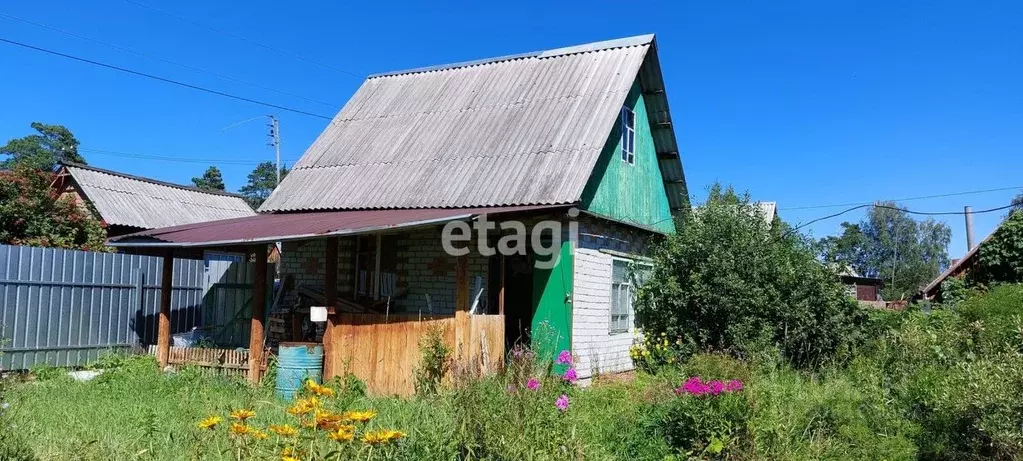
[1,0,1020,258]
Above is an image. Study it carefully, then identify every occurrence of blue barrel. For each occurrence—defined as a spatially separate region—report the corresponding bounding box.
[275,342,324,400]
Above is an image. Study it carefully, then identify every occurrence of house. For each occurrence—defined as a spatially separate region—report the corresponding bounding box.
[55,162,256,237]
[110,34,688,392]
[840,272,884,303]
[921,210,1023,300]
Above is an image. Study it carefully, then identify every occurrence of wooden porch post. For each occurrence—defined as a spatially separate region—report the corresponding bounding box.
[323,237,338,379]
[156,248,174,368]
[454,253,469,360]
[248,244,268,384]
[498,254,505,316]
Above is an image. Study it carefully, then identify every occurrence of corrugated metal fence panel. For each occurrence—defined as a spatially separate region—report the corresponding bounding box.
[0,244,247,371]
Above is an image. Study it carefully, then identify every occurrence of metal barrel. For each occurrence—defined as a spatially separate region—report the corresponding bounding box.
[275,342,324,400]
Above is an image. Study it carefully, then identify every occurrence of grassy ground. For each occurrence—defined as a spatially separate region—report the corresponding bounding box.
[2,355,666,461]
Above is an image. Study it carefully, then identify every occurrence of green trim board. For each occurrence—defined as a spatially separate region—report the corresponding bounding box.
[531,240,573,371]
[580,79,676,234]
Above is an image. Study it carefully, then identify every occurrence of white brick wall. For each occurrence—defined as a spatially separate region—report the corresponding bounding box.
[571,217,651,383]
[572,248,641,382]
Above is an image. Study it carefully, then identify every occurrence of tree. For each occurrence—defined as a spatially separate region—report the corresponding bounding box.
[635,184,864,368]
[0,122,86,170]
[1012,192,1023,215]
[972,211,1023,286]
[239,161,289,208]
[192,166,226,191]
[820,201,951,300]
[0,165,108,251]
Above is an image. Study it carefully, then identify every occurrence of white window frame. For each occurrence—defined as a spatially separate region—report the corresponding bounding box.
[609,258,652,334]
[620,106,636,165]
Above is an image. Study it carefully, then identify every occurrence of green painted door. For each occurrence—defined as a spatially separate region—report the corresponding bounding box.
[531,241,573,370]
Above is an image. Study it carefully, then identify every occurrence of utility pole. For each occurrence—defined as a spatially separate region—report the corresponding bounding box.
[964,205,976,250]
[267,115,281,186]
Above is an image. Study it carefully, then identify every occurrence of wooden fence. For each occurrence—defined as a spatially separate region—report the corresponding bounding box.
[326,313,504,395]
[146,345,269,379]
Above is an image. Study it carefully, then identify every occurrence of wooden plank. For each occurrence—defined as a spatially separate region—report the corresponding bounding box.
[156,249,174,368]
[248,245,268,384]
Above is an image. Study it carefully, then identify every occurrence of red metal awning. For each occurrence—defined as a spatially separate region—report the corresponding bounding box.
[108,205,567,247]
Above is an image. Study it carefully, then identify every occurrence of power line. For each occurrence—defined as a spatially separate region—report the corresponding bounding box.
[0,36,334,120]
[789,202,1018,233]
[0,12,339,108]
[780,186,1023,211]
[122,0,361,78]
[81,147,299,166]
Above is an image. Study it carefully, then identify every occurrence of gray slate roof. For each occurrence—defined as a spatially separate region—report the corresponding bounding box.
[62,163,255,229]
[260,34,687,212]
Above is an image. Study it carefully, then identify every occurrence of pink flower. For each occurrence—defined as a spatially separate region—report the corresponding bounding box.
[709,380,725,395]
[556,350,573,365]
[527,378,541,391]
[726,380,744,392]
[680,376,710,396]
[562,367,578,384]
[555,394,570,412]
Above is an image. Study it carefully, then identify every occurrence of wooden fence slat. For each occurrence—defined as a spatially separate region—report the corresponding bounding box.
[326,313,504,396]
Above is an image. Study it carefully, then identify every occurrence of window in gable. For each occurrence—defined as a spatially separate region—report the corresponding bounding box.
[620,106,636,165]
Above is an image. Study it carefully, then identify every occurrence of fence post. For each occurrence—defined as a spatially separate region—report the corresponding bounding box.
[323,237,338,379]
[157,249,174,368]
[134,266,144,347]
[454,254,469,363]
[248,245,268,384]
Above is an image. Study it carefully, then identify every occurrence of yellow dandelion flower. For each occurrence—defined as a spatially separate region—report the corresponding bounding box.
[361,430,390,445]
[198,416,222,430]
[250,430,269,440]
[268,424,298,437]
[327,425,356,442]
[229,422,251,435]
[304,379,336,397]
[314,410,345,430]
[343,410,377,423]
[383,430,406,442]
[229,409,256,421]
[286,397,319,415]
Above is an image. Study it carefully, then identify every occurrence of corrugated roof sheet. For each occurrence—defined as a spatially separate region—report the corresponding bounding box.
[260,34,688,213]
[109,205,564,247]
[63,163,256,229]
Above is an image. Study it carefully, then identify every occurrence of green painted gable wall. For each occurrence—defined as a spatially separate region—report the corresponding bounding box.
[580,80,675,234]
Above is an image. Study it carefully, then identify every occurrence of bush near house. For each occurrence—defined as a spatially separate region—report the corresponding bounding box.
[635,184,865,369]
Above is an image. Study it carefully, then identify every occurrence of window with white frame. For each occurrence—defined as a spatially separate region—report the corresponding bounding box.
[610,260,651,333]
[620,106,636,165]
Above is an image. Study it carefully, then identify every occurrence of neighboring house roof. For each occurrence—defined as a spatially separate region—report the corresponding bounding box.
[921,235,988,297]
[59,163,256,230]
[259,34,686,213]
[757,202,778,226]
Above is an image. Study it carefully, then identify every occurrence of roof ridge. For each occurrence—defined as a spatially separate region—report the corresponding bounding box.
[367,34,654,79]
[60,161,249,198]
[80,183,255,213]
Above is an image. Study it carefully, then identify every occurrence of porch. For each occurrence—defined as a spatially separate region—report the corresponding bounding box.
[110,206,570,395]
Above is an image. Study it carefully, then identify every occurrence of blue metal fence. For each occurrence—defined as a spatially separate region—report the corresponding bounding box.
[0,244,253,370]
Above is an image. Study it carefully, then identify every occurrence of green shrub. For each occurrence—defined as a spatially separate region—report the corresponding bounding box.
[635,184,865,369]
[414,326,450,396]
